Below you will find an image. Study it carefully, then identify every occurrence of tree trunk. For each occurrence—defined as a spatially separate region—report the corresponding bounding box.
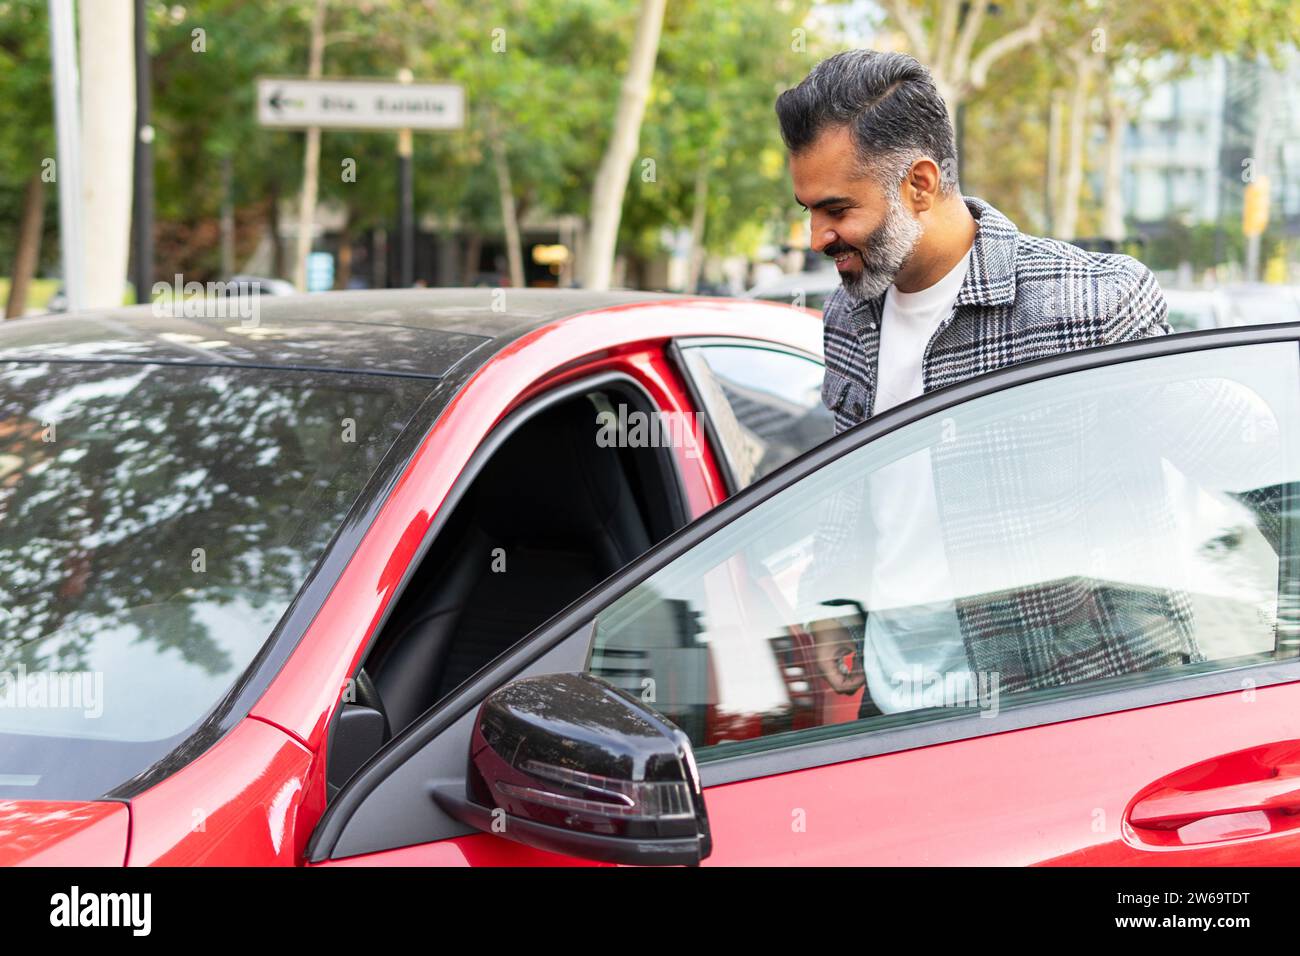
[580,0,667,290]
[5,172,45,319]
[884,0,1046,119]
[79,0,136,308]
[686,156,709,293]
[1100,71,1127,245]
[268,185,285,279]
[293,0,327,291]
[485,109,525,288]
[1055,51,1094,241]
[334,210,353,290]
[462,231,482,285]
[1046,90,1064,235]
[219,154,234,278]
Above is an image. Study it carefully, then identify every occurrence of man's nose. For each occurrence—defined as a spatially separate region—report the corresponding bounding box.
[809,225,837,255]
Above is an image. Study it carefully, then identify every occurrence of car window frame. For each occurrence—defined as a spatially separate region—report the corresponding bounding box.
[308,322,1300,861]
[310,368,692,860]
[669,336,827,496]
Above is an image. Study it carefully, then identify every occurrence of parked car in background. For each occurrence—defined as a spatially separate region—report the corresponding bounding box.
[1223,283,1300,327]
[1163,288,1231,332]
[746,267,839,312]
[224,274,299,297]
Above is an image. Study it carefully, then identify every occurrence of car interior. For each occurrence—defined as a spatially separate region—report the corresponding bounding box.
[326,382,688,795]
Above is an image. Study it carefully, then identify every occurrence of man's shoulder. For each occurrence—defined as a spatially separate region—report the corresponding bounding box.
[1010,232,1166,339]
[1014,232,1155,296]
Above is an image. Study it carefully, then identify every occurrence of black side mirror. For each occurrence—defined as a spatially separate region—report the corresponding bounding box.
[432,672,711,866]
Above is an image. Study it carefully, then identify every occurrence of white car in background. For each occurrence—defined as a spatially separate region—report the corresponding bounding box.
[746,267,840,312]
[1164,288,1232,332]
[1223,283,1300,328]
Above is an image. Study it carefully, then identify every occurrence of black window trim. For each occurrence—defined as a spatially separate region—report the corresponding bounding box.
[309,322,1300,858]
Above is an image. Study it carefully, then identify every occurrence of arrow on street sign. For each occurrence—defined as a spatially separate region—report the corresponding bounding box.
[256,77,465,131]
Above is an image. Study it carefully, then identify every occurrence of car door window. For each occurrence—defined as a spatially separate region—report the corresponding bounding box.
[587,342,1300,759]
[678,344,834,489]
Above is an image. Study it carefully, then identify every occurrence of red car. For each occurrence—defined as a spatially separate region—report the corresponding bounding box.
[3,291,1299,866]
[0,288,829,865]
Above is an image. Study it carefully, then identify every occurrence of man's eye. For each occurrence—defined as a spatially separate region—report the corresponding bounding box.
[826,207,846,217]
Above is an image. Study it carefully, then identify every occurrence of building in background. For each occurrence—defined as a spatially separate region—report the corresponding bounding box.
[1115,48,1300,286]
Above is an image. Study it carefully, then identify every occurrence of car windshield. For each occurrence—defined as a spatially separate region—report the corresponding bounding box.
[0,361,430,799]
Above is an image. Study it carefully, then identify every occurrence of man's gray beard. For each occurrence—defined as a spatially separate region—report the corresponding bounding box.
[839,198,923,304]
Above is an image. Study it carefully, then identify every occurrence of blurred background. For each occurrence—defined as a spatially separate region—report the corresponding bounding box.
[1,0,1298,328]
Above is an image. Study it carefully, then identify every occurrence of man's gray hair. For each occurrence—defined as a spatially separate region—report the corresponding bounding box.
[775,49,958,196]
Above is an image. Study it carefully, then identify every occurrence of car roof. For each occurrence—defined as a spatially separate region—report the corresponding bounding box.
[0,288,689,379]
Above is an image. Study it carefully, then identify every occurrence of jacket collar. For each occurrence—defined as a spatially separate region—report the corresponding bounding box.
[953,194,1018,308]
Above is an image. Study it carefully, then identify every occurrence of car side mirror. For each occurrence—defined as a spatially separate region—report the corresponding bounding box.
[432,672,712,866]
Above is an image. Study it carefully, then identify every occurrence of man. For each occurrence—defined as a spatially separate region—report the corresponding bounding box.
[772,49,1213,716]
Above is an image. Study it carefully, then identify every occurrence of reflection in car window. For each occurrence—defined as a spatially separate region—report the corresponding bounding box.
[0,362,429,798]
[680,345,834,488]
[588,343,1300,758]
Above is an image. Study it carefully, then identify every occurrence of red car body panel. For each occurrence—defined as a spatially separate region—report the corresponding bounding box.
[126,717,313,866]
[0,800,129,867]
[313,683,1300,867]
[694,684,1300,866]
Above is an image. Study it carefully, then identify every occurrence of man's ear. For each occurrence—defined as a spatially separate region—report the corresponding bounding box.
[902,158,942,214]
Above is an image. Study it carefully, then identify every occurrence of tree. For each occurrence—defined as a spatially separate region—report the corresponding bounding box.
[1033,0,1300,241]
[581,0,666,289]
[622,0,816,289]
[147,0,310,283]
[0,0,55,317]
[882,0,1055,122]
[79,0,135,307]
[292,0,328,290]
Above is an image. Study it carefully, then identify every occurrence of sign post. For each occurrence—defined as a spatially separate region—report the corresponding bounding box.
[395,69,415,288]
[257,77,463,289]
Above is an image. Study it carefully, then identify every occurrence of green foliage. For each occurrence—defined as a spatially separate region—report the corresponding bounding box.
[6,0,1298,284]
[0,0,56,275]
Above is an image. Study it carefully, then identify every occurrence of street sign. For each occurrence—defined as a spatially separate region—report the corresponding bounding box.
[256,77,464,131]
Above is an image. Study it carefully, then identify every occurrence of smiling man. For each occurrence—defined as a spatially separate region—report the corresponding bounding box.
[776,48,1172,429]
[775,49,1179,714]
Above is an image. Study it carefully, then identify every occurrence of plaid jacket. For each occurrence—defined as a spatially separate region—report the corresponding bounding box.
[817,195,1172,431]
[798,194,1252,699]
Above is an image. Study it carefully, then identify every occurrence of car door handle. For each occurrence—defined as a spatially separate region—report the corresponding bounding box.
[1130,772,1300,830]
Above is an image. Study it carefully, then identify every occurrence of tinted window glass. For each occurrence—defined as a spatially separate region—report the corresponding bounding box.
[589,343,1300,758]
[681,345,834,488]
[0,362,429,798]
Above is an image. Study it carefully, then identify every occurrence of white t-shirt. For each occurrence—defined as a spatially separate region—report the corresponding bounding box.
[861,249,974,714]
